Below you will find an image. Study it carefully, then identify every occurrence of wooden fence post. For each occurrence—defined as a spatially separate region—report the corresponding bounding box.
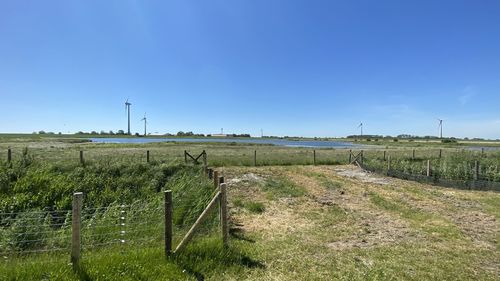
[439,149,442,159]
[79,151,84,165]
[383,150,386,161]
[360,150,364,165]
[481,148,484,157]
[426,160,431,177]
[184,150,187,163]
[387,156,391,175]
[71,192,83,265]
[474,161,479,181]
[164,190,172,257]
[7,148,11,163]
[220,183,229,247]
[254,150,257,166]
[213,171,219,188]
[313,150,316,166]
[146,150,150,163]
[412,149,415,160]
[348,150,352,163]
[202,150,207,167]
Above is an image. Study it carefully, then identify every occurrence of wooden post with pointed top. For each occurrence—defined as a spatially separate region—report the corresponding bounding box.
[7,148,11,163]
[164,190,172,256]
[146,150,150,163]
[348,150,352,164]
[71,192,83,265]
[439,149,442,159]
[254,150,257,166]
[426,160,431,177]
[79,151,84,164]
[383,150,386,161]
[313,150,316,166]
[412,149,415,160]
[184,150,187,163]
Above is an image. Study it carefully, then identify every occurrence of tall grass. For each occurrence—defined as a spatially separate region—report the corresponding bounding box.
[0,152,221,257]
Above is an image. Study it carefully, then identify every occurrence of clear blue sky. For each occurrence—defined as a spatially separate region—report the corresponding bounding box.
[1,1,499,139]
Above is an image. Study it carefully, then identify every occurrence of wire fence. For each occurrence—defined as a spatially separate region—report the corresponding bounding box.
[358,156,500,192]
[0,181,226,260]
[3,145,499,168]
[0,209,72,256]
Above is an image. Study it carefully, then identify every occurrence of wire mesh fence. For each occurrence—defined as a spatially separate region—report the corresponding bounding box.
[0,209,72,256]
[359,156,500,192]
[0,182,226,261]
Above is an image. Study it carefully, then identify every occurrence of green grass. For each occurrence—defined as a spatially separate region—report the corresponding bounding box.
[480,196,500,219]
[233,197,266,214]
[261,177,305,199]
[369,192,464,240]
[244,201,266,214]
[0,236,258,280]
[304,170,343,190]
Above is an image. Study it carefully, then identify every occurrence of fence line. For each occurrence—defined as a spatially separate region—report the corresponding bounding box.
[357,156,500,192]
[0,170,230,268]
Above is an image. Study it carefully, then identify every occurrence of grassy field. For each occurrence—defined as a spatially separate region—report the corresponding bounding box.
[1,136,499,184]
[0,137,499,280]
[1,134,498,166]
[3,164,499,280]
[219,165,499,280]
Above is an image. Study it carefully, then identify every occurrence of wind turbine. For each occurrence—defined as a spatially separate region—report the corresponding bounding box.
[437,119,443,139]
[141,113,147,136]
[358,122,363,136]
[125,99,132,135]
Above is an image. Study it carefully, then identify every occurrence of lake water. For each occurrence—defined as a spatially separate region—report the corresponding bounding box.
[89,137,370,149]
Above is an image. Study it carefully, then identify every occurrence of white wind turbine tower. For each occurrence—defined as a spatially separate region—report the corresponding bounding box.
[141,113,147,136]
[358,122,363,137]
[437,119,443,139]
[125,99,132,135]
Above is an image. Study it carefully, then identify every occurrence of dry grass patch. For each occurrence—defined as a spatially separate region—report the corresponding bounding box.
[217,165,500,280]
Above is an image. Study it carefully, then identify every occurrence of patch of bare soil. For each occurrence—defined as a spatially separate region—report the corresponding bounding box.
[334,166,392,185]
